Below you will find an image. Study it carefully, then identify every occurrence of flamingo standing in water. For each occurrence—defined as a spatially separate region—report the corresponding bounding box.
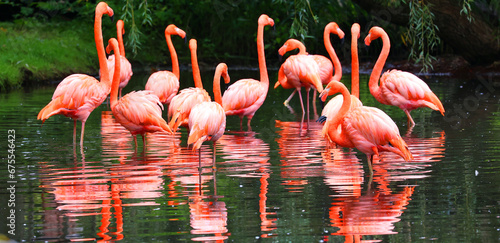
[37,2,113,147]
[364,26,445,127]
[168,39,211,132]
[188,63,230,169]
[222,14,274,131]
[145,24,186,105]
[274,38,333,106]
[319,23,363,144]
[319,81,413,175]
[106,38,173,149]
[104,19,133,98]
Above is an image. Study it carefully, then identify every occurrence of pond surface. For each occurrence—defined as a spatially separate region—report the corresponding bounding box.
[1,67,500,242]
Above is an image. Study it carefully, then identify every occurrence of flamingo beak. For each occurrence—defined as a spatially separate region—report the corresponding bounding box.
[319,87,330,102]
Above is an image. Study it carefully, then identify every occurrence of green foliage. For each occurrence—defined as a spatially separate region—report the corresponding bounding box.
[404,0,441,72]
[460,0,475,22]
[120,0,153,56]
[273,0,318,41]
[0,20,96,91]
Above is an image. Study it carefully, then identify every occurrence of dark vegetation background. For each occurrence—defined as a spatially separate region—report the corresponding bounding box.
[1,0,499,91]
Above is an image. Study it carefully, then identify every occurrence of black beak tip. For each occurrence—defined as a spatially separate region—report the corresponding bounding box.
[110,15,114,23]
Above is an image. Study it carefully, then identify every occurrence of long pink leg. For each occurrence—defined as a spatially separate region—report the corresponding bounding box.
[80,121,85,147]
[247,115,253,131]
[212,141,217,170]
[284,90,297,106]
[404,110,416,127]
[297,88,305,131]
[306,88,310,129]
[73,120,77,145]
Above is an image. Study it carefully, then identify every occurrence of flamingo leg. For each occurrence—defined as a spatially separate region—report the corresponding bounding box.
[133,135,138,151]
[119,88,123,99]
[239,116,243,131]
[142,134,146,148]
[247,115,253,131]
[297,88,305,131]
[80,121,85,148]
[367,154,374,177]
[212,141,217,171]
[312,90,318,119]
[73,120,77,145]
[306,88,310,129]
[283,90,297,106]
[198,147,202,195]
[404,110,416,127]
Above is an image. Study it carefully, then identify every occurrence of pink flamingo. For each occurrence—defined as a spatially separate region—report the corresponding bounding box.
[320,23,363,144]
[37,2,114,147]
[103,19,133,98]
[168,39,211,132]
[319,81,413,175]
[364,26,445,127]
[222,14,274,131]
[107,38,172,149]
[145,24,186,105]
[188,63,230,168]
[274,39,333,106]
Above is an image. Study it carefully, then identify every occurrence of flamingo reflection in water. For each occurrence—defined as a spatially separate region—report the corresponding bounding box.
[275,120,326,192]
[322,131,445,242]
[218,131,277,236]
[39,149,165,241]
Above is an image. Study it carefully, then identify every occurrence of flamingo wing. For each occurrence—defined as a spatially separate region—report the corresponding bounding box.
[188,102,226,150]
[113,90,170,133]
[311,54,333,84]
[222,79,267,116]
[381,70,444,114]
[38,74,108,121]
[145,71,179,104]
[168,87,211,130]
[281,55,322,90]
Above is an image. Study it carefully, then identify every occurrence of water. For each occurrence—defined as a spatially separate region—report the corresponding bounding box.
[1,67,500,242]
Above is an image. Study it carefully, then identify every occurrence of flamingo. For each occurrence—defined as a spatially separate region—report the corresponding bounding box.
[222,14,274,131]
[106,38,173,149]
[274,39,333,106]
[37,2,114,147]
[168,39,211,132]
[319,23,363,144]
[188,63,230,169]
[319,81,413,175]
[104,19,133,98]
[364,26,445,127]
[145,24,186,105]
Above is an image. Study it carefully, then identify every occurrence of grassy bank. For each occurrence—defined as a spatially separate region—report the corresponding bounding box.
[0,19,97,92]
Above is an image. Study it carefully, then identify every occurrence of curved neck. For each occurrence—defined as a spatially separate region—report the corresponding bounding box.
[190,40,203,89]
[213,66,227,106]
[166,34,180,79]
[324,28,342,82]
[95,7,109,86]
[290,39,307,54]
[368,30,390,97]
[256,22,269,87]
[329,84,351,137]
[109,40,121,108]
[351,27,359,98]
[117,20,126,57]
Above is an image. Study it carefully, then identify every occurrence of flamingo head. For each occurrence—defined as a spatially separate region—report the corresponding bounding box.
[166,24,186,39]
[96,2,114,19]
[189,39,197,50]
[319,80,346,102]
[278,39,307,56]
[351,23,360,39]
[106,38,119,55]
[117,20,125,35]
[382,137,414,162]
[364,26,385,46]
[325,22,345,40]
[218,63,231,84]
[258,14,275,27]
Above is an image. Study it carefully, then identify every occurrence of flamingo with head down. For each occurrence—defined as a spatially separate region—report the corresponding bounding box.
[319,81,413,175]
[364,26,445,127]
[107,38,173,149]
[145,24,186,105]
[37,2,114,147]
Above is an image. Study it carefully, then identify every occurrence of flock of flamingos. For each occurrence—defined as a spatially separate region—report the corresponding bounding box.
[37,2,445,175]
